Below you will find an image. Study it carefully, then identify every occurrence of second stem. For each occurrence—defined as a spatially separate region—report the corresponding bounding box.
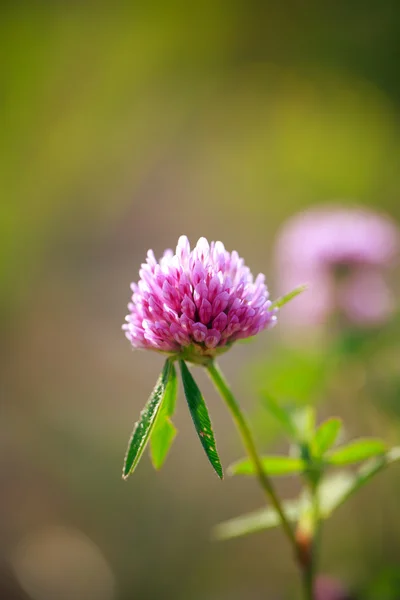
[206,360,298,555]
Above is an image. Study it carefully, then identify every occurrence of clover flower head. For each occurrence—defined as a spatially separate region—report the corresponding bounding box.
[123,236,277,362]
[276,204,400,327]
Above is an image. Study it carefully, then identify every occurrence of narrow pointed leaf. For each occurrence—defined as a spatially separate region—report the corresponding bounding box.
[214,499,304,540]
[299,405,316,443]
[123,359,172,479]
[179,360,223,479]
[318,472,357,517]
[229,455,305,477]
[314,418,342,456]
[327,438,386,466]
[261,393,298,438]
[320,446,400,516]
[270,285,307,310]
[150,361,178,469]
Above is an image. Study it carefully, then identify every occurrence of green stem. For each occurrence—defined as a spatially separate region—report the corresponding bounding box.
[301,485,320,600]
[312,486,321,573]
[207,360,298,555]
[302,566,314,600]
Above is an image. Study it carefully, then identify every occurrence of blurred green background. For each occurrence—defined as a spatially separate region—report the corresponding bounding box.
[1,2,400,599]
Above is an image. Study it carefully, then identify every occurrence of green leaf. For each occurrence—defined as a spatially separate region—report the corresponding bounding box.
[320,446,400,516]
[179,361,223,479]
[261,393,298,439]
[302,405,316,442]
[318,472,357,517]
[229,455,305,477]
[290,405,316,445]
[150,361,178,470]
[314,418,342,456]
[327,438,386,466]
[122,359,173,479]
[214,498,304,540]
[270,285,307,310]
[216,447,400,541]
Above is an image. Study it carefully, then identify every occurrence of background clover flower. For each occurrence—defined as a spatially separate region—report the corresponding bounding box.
[123,236,277,360]
[275,205,400,328]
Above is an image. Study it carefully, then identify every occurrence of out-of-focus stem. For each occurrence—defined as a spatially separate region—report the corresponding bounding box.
[206,360,298,554]
[299,485,320,600]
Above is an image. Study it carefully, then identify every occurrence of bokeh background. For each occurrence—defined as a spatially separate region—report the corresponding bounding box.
[2,2,400,599]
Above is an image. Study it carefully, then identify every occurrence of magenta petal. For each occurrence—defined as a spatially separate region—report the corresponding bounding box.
[123,235,277,354]
[199,298,212,325]
[193,281,208,307]
[170,323,191,346]
[212,312,228,332]
[208,274,221,302]
[205,329,221,348]
[212,292,230,316]
[181,295,196,319]
[192,322,208,343]
[192,260,206,286]
[162,280,179,308]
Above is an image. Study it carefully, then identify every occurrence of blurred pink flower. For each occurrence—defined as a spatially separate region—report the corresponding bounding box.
[123,236,277,361]
[315,575,354,600]
[275,205,399,328]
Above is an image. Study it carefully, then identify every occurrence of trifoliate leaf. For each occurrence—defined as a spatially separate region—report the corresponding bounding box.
[327,438,386,466]
[313,418,342,456]
[150,361,178,470]
[179,360,223,479]
[229,455,305,477]
[123,359,173,479]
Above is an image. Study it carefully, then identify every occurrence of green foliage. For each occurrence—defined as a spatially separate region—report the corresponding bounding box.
[319,446,400,515]
[261,393,299,439]
[150,361,178,470]
[250,348,328,416]
[224,395,398,542]
[179,361,223,479]
[313,418,342,455]
[216,447,400,540]
[214,498,303,540]
[363,565,400,600]
[295,405,316,444]
[270,285,308,310]
[229,455,305,477]
[123,359,174,479]
[231,403,388,485]
[262,396,322,449]
[327,438,386,466]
